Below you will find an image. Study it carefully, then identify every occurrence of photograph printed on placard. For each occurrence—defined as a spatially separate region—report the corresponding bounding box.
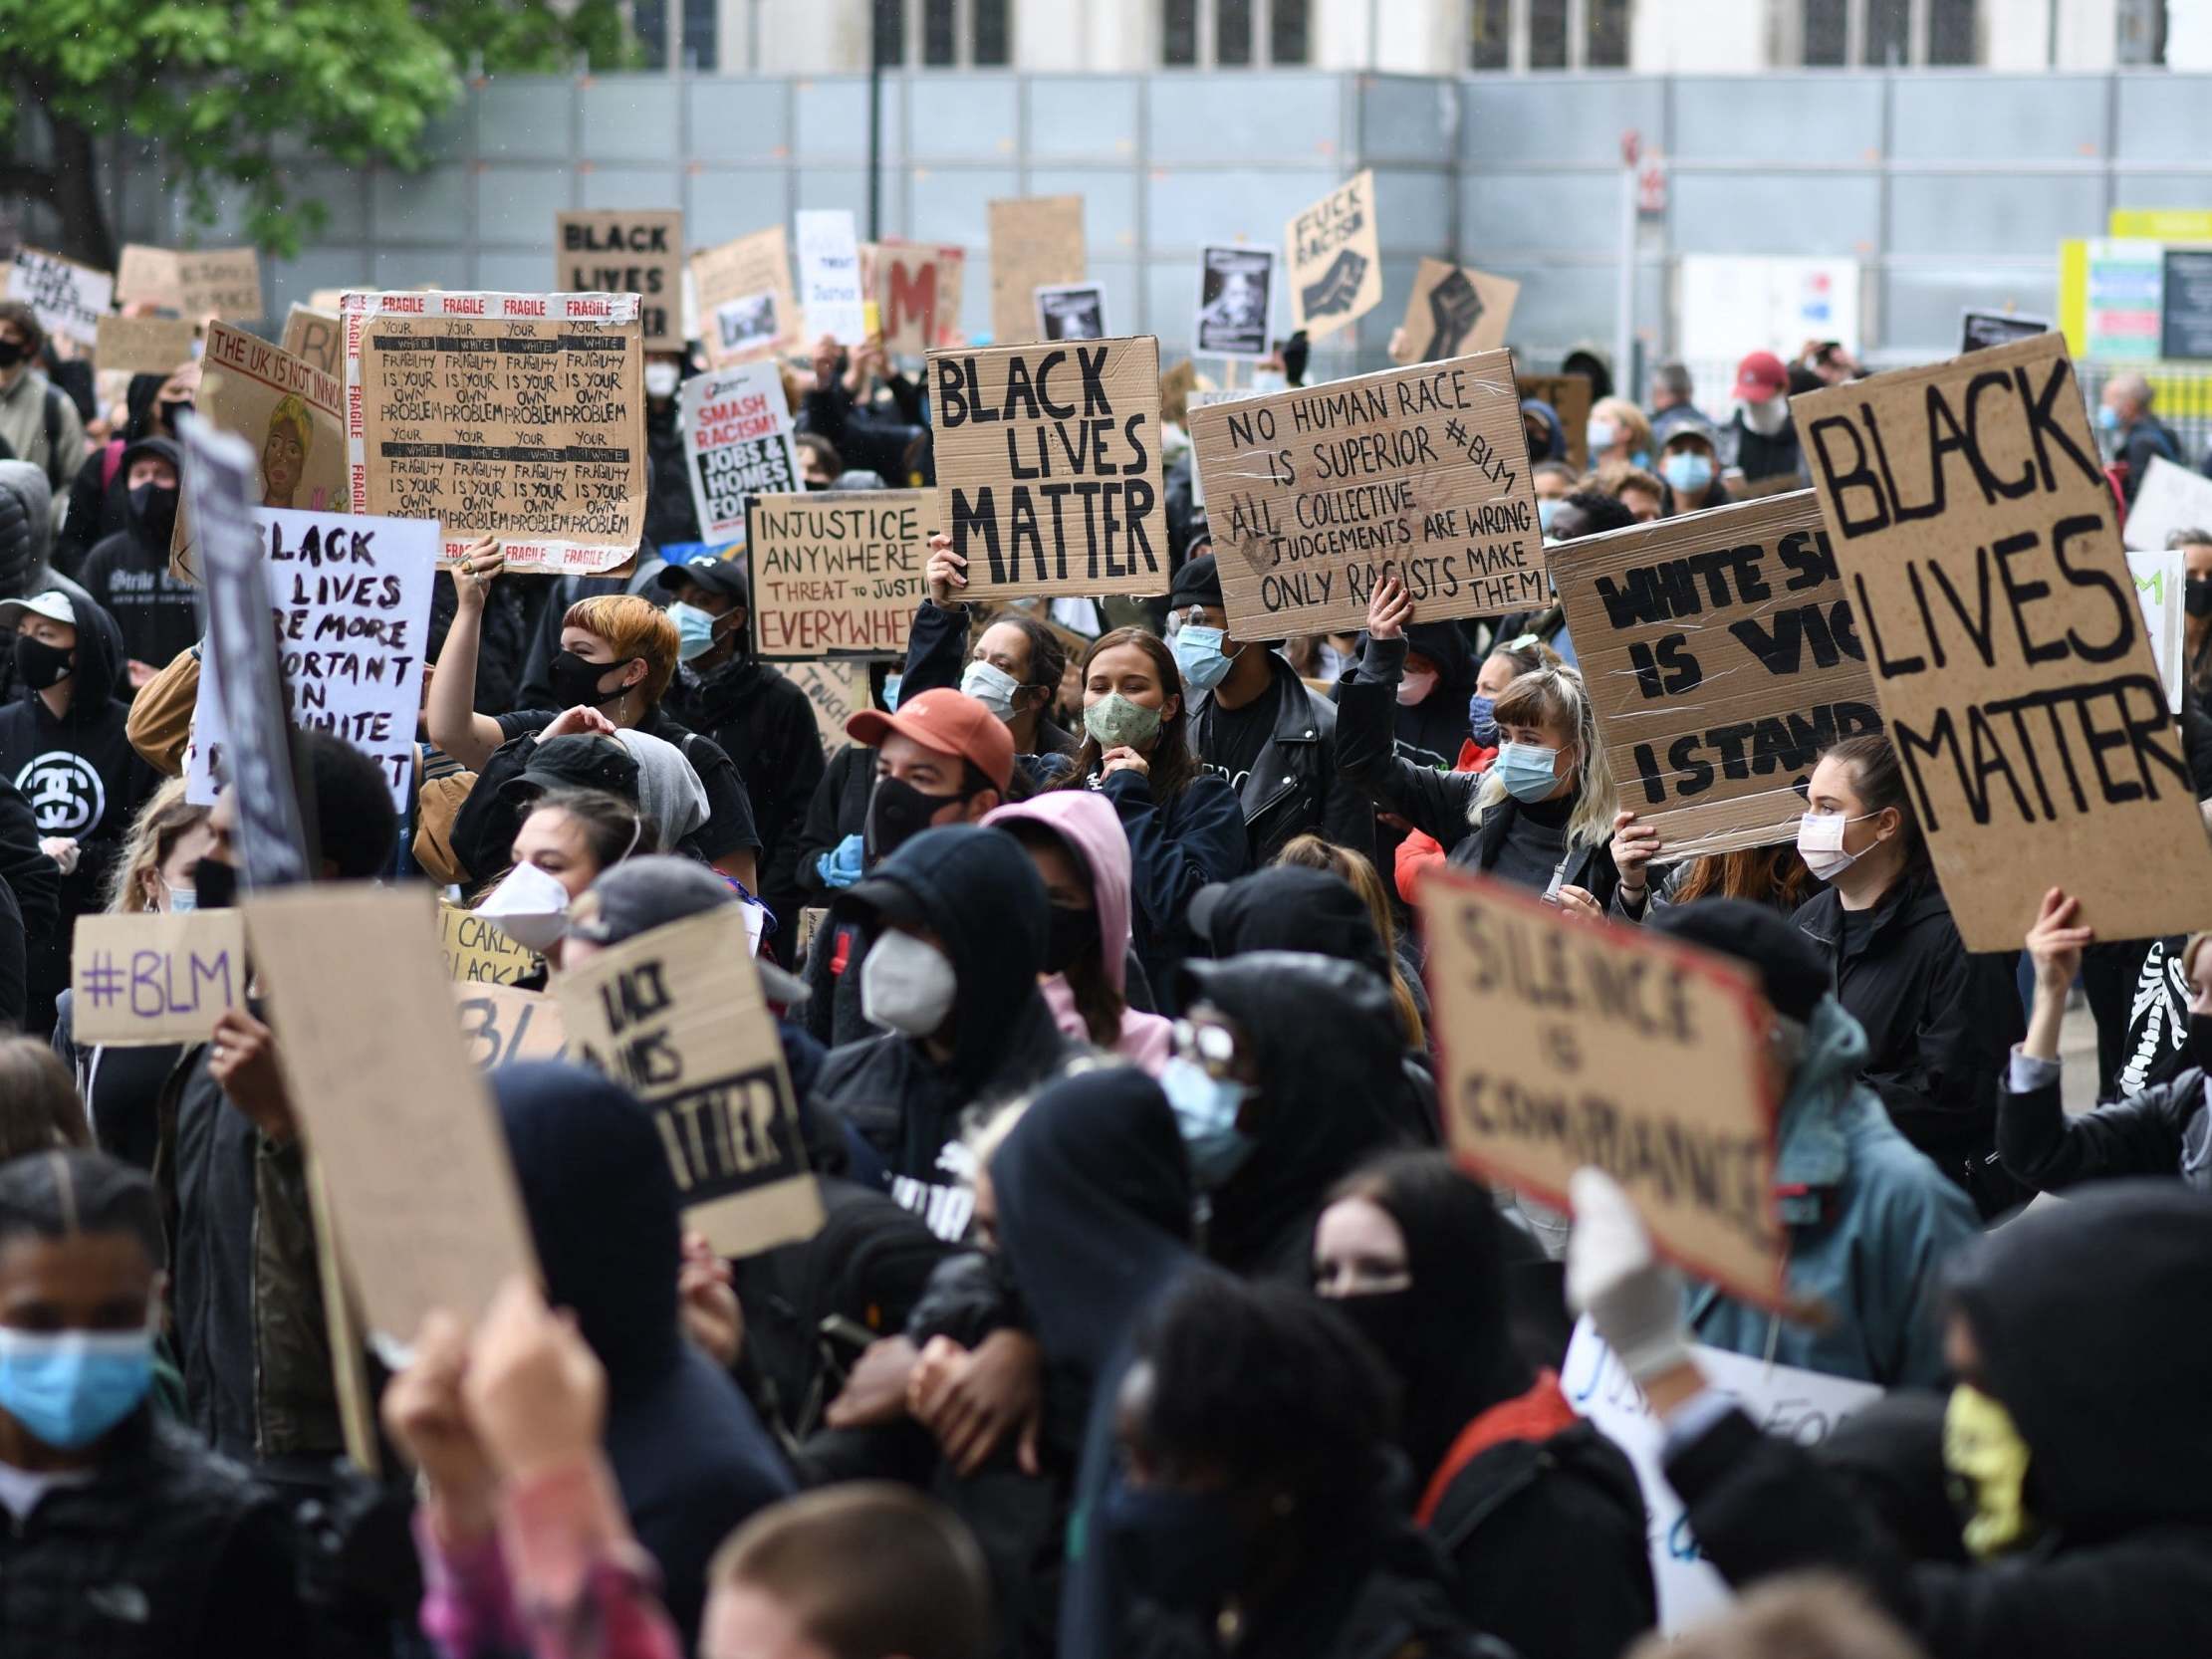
[1036,284,1106,343]
[1195,246,1274,359]
[715,291,781,356]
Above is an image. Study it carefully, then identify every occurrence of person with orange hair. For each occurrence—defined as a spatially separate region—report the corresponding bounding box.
[429,539,759,891]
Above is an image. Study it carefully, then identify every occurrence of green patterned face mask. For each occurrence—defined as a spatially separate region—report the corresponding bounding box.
[1086,692,1162,751]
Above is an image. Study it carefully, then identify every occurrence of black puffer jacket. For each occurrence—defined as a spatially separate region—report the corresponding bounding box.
[1664,1181,2212,1659]
[811,825,1083,1241]
[0,1410,309,1657]
[1793,868,2022,1202]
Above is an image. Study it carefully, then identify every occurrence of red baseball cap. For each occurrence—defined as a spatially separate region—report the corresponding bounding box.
[848,688,1016,795]
[1731,351,1788,402]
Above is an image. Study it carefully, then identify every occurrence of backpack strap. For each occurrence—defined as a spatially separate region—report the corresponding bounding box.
[100,438,124,493]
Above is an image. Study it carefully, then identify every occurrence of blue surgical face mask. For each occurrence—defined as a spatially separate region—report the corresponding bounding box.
[1171,623,1236,692]
[0,1325,156,1450]
[1662,452,1714,496]
[961,658,1021,719]
[164,881,197,914]
[881,673,903,713]
[1467,693,1499,747]
[667,601,719,663]
[1159,1057,1254,1189]
[1495,741,1562,803]
[1536,496,1563,534]
[2095,402,2121,432]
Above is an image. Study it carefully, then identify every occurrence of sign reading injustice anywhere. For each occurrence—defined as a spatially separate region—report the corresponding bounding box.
[747,490,928,658]
[679,361,800,545]
[1285,170,1382,342]
[344,290,645,576]
[1189,350,1542,637]
[247,885,538,1336]
[70,912,246,1046]
[1419,868,1786,1306]
[558,210,683,349]
[7,248,113,346]
[186,508,436,815]
[930,335,1163,598]
[558,907,824,1256]
[1550,491,1881,857]
[1797,331,2212,950]
[182,418,311,887]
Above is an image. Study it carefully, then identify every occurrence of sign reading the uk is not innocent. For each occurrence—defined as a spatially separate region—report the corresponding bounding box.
[1189,350,1543,638]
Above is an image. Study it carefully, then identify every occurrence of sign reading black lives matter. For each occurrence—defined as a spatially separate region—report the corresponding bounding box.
[557,906,824,1257]
[181,419,311,888]
[1797,330,2212,951]
[929,335,1164,599]
[1550,491,1881,858]
[557,210,683,350]
[1421,868,1786,1307]
[344,290,645,576]
[1189,351,1542,638]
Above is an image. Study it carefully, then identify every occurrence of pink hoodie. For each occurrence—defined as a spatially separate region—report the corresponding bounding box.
[983,792,1174,1075]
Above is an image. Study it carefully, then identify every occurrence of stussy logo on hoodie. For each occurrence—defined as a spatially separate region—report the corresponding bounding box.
[16,750,103,835]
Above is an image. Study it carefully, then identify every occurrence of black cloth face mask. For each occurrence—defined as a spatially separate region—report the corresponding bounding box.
[13,635,72,691]
[865,774,965,864]
[548,649,634,709]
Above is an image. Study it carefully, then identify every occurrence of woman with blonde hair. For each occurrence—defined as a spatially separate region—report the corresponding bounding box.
[1586,394,1652,473]
[1339,579,1620,916]
[54,778,212,1169]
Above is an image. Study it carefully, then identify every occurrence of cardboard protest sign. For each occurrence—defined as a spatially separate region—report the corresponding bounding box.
[788,660,866,755]
[747,490,927,659]
[1186,386,1260,509]
[281,305,344,376]
[1962,309,2052,354]
[179,249,262,321]
[795,210,866,346]
[1285,170,1383,342]
[181,418,312,887]
[117,245,184,312]
[176,322,347,581]
[557,906,824,1256]
[1036,284,1106,343]
[1563,1318,1881,1633]
[930,335,1164,599]
[2121,455,2212,554]
[95,315,196,375]
[439,901,544,984]
[186,508,436,814]
[1195,246,1275,359]
[1419,868,1786,1305]
[692,227,801,365]
[7,247,113,346]
[454,984,567,1070]
[1519,371,1594,471]
[876,241,964,358]
[988,196,1085,348]
[1388,258,1520,366]
[678,361,800,545]
[558,209,683,349]
[2128,546,2189,715]
[69,912,246,1047]
[1189,350,1542,636]
[1797,331,2212,950]
[246,884,538,1336]
[344,290,645,576]
[1549,491,1881,858]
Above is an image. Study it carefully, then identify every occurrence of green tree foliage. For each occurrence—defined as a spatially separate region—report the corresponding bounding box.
[0,0,633,265]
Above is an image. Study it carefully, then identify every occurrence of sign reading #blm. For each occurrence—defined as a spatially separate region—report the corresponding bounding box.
[1189,351,1543,639]
[1419,868,1787,1308]
[71,912,246,1046]
[1551,491,1882,859]
[557,907,824,1257]
[930,335,1164,599]
[1796,331,2212,951]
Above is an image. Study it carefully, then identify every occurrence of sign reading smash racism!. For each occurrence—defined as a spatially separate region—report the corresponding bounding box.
[929,335,1163,599]
[748,490,928,658]
[1796,330,2212,951]
[1550,491,1882,857]
[1189,351,1542,637]
[679,361,800,545]
[1420,869,1786,1306]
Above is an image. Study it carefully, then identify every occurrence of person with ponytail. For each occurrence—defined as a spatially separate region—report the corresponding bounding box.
[1339,578,1619,915]
[1051,626,1246,1013]
[1790,734,2024,1214]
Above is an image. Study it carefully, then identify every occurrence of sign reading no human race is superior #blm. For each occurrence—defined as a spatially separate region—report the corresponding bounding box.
[1188,349,1544,640]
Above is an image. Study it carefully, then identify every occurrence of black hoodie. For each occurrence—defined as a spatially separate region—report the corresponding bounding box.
[80,435,199,677]
[494,1062,795,1649]
[810,825,1083,1240]
[57,372,169,574]
[1176,952,1416,1280]
[1665,1181,2212,1659]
